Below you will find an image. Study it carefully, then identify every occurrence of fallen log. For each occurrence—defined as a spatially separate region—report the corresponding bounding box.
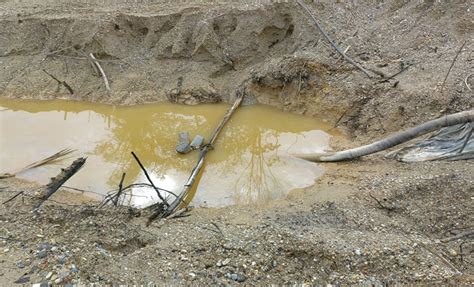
[34,157,86,208]
[293,110,474,162]
[147,92,245,225]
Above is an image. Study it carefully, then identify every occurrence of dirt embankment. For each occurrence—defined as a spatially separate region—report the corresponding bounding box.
[1,0,473,286]
[1,0,472,138]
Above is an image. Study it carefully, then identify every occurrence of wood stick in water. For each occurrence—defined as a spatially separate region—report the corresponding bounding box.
[147,93,245,225]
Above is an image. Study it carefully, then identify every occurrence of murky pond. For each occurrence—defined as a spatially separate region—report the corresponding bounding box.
[0,98,334,208]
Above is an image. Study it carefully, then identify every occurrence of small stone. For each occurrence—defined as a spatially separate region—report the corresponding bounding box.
[354,249,362,256]
[58,255,67,264]
[216,260,222,267]
[37,250,48,259]
[448,249,458,256]
[226,273,246,282]
[45,272,53,280]
[38,243,52,251]
[222,258,231,266]
[14,276,30,284]
[16,261,25,269]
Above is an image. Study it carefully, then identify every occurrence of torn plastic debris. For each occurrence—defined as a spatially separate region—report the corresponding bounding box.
[386,123,473,162]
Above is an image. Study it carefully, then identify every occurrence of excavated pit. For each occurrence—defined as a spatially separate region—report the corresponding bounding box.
[0,0,473,285]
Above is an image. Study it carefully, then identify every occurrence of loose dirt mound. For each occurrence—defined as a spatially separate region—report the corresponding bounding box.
[1,0,473,285]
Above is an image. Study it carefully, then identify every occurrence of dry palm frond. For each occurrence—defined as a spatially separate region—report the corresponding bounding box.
[0,148,75,178]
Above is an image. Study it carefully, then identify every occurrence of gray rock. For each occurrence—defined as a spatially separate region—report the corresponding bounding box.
[14,276,30,284]
[226,273,246,282]
[36,250,47,259]
[16,261,25,269]
[57,255,67,264]
[38,243,53,251]
[222,258,231,266]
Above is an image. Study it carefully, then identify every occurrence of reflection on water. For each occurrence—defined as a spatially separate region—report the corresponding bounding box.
[0,98,333,207]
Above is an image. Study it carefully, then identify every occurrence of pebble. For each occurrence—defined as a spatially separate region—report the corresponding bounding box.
[37,250,48,259]
[45,272,53,280]
[16,261,25,269]
[222,258,231,266]
[226,273,246,282]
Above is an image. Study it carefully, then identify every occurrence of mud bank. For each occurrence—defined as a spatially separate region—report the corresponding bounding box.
[1,0,472,138]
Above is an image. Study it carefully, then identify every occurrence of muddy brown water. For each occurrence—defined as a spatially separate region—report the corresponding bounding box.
[0,98,335,208]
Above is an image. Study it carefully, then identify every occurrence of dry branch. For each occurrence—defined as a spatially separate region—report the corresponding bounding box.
[294,109,474,162]
[131,151,169,206]
[441,230,474,243]
[465,73,473,91]
[147,92,245,225]
[378,64,411,83]
[114,172,127,206]
[34,157,86,208]
[0,149,75,179]
[42,69,74,94]
[89,53,111,91]
[296,0,373,78]
[440,41,466,94]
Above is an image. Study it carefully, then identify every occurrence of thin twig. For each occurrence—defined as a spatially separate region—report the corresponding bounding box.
[369,193,395,211]
[441,230,474,243]
[465,73,473,91]
[378,64,411,83]
[89,53,111,91]
[131,152,168,206]
[440,41,466,94]
[114,172,126,206]
[2,191,24,205]
[296,0,373,78]
[42,69,74,94]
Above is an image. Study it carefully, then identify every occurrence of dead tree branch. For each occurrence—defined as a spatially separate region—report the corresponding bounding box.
[465,73,473,91]
[147,92,245,225]
[441,230,474,243]
[0,149,75,179]
[131,151,169,206]
[89,53,111,91]
[440,41,466,94]
[34,157,86,209]
[113,172,126,206]
[42,69,74,94]
[296,0,373,78]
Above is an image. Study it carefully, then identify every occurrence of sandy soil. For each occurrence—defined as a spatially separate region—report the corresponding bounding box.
[1,0,473,285]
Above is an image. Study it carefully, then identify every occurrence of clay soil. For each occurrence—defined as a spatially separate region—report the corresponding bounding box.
[0,0,473,285]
